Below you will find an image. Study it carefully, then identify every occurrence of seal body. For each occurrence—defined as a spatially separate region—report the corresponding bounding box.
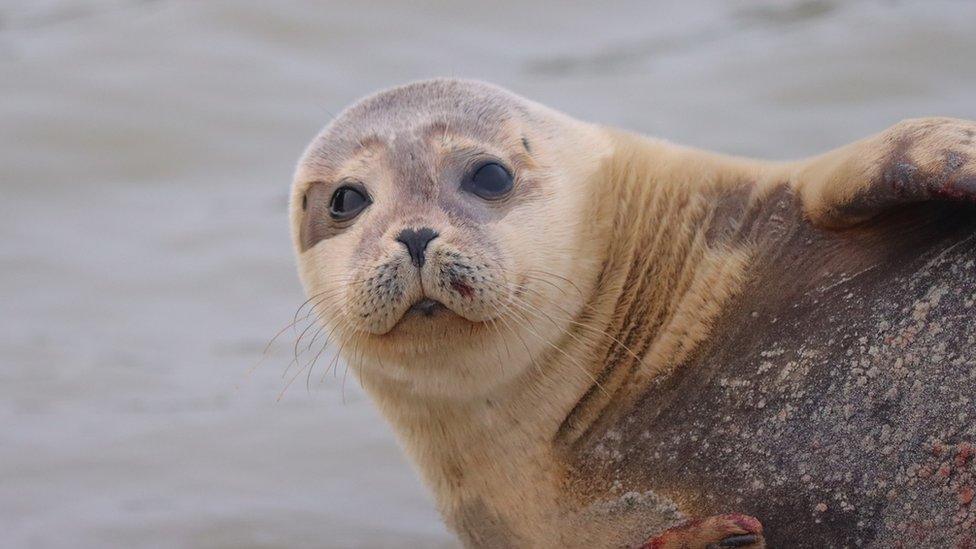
[290,79,976,547]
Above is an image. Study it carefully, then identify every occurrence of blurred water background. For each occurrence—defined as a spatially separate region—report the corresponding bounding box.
[2,1,975,547]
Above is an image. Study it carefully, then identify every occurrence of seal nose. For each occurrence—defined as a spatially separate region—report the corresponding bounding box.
[396,227,438,268]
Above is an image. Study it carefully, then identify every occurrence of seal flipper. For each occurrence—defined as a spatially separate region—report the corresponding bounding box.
[637,514,765,549]
[794,117,976,229]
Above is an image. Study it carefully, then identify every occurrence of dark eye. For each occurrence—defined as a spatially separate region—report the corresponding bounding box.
[329,185,370,220]
[462,162,514,200]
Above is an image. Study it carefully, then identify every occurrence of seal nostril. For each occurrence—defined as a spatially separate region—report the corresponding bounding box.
[396,227,439,268]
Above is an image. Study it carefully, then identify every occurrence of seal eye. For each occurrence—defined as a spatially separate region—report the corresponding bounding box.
[329,185,370,220]
[463,162,514,200]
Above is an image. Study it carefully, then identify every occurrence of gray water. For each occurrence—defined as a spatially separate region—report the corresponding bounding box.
[2,1,975,547]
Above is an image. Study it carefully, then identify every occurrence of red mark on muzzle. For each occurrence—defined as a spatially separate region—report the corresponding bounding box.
[451,280,474,299]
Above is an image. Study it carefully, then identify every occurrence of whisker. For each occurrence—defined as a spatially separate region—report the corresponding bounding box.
[477,268,643,365]
[508,284,643,364]
[522,268,584,296]
[279,314,356,401]
[284,299,344,379]
[501,299,609,398]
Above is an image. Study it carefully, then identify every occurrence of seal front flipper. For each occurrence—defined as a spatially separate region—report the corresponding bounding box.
[793,117,976,229]
[637,514,765,549]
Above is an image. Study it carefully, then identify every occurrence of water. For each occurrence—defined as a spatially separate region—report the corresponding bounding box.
[2,1,975,547]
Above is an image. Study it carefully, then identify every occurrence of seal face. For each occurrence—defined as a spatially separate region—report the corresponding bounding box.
[291,79,610,395]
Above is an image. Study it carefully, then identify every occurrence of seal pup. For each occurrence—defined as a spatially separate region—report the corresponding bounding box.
[290,79,976,547]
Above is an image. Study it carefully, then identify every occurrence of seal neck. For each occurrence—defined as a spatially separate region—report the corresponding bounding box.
[554,130,760,448]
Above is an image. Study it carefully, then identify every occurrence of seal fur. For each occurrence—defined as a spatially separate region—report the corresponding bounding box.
[290,78,976,547]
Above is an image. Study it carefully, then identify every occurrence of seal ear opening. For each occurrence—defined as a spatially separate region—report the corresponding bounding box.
[302,194,308,211]
[521,136,531,153]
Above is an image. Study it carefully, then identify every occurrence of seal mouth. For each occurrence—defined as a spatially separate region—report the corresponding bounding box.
[406,298,445,318]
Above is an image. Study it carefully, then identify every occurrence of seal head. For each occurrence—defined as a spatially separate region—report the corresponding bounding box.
[290,79,610,396]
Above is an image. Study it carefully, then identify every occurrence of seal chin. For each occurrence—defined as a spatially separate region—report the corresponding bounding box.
[391,297,458,329]
[382,296,480,341]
